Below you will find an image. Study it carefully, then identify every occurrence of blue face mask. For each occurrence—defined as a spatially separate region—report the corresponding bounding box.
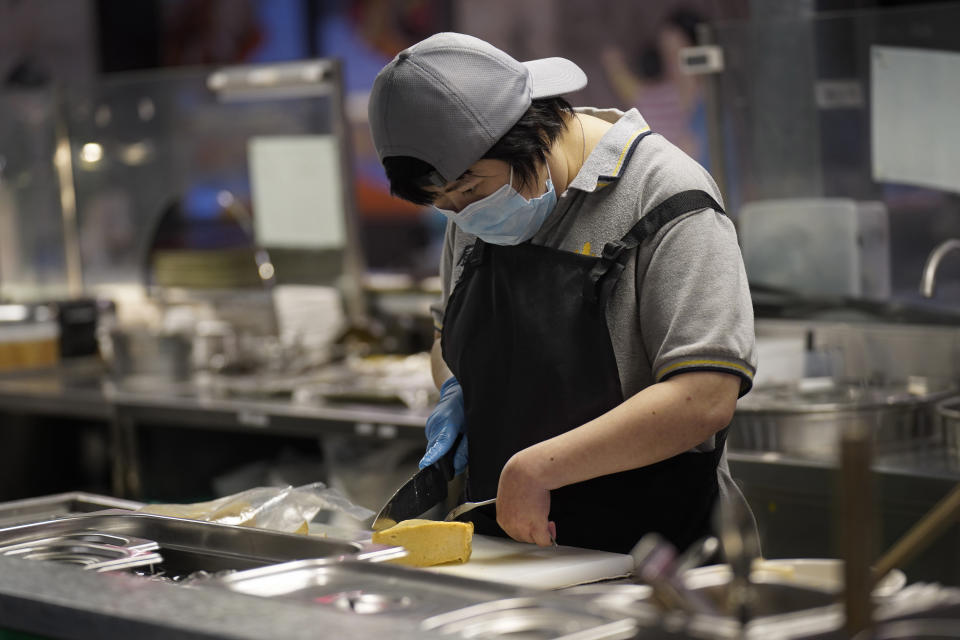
[435,167,556,245]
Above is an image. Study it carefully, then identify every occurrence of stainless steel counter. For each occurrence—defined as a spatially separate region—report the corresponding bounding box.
[0,359,112,420]
[3,541,959,640]
[0,361,432,497]
[728,448,960,482]
[0,360,431,436]
[2,361,958,479]
[1,362,957,586]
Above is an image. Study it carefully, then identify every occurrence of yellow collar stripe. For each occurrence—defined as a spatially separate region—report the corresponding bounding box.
[657,359,755,380]
[609,126,651,178]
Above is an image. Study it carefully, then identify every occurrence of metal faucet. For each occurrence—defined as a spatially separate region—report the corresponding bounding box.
[629,532,720,617]
[920,238,960,298]
[715,497,762,629]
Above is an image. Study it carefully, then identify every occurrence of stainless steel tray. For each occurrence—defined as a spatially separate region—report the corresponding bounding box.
[0,531,162,572]
[208,558,525,619]
[0,512,403,579]
[0,492,144,528]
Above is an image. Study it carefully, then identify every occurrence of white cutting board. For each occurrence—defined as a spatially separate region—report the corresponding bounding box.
[418,534,634,590]
[309,524,634,590]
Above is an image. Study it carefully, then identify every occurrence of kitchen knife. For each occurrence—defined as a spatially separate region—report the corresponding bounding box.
[443,498,496,522]
[444,498,557,547]
[371,432,463,531]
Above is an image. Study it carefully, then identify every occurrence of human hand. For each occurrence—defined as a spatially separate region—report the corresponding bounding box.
[496,449,556,547]
[419,376,468,474]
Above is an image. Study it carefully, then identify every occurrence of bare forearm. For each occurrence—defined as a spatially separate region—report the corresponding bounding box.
[516,371,740,491]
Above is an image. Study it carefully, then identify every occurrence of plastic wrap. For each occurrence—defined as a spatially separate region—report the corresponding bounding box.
[138,482,373,534]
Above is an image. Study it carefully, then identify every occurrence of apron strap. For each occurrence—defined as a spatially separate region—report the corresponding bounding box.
[585,189,726,304]
[462,237,487,267]
[712,425,730,464]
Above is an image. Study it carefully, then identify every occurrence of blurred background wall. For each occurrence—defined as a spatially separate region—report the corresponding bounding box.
[0,0,751,281]
[2,0,958,292]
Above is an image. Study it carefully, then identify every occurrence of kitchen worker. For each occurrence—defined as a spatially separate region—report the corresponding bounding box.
[368,32,757,554]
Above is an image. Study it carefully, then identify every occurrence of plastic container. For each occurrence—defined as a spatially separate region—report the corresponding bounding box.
[0,321,59,372]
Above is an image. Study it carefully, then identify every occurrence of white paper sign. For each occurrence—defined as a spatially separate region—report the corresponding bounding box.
[248,135,346,248]
[871,46,960,194]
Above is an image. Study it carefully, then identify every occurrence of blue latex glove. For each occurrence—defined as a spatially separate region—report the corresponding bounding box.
[420,376,468,474]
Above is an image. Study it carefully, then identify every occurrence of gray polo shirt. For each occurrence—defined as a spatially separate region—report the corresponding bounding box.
[431,108,758,524]
[432,107,757,406]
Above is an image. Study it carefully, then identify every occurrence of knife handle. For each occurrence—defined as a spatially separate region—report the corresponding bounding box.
[435,431,465,481]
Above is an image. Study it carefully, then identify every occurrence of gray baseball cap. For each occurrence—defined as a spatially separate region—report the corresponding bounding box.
[368,32,587,185]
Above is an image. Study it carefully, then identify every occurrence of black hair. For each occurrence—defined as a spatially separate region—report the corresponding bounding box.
[635,8,703,81]
[383,96,574,206]
[666,8,703,45]
[638,46,663,80]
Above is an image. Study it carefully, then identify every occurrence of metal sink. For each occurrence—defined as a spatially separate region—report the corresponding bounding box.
[685,580,836,619]
[421,596,639,640]
[0,511,403,579]
[562,571,836,621]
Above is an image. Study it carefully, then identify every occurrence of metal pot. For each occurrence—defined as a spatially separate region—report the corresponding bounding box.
[191,319,239,373]
[103,328,193,381]
[730,377,956,461]
[936,396,960,459]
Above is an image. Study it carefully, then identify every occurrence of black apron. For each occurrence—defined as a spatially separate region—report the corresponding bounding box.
[441,185,730,555]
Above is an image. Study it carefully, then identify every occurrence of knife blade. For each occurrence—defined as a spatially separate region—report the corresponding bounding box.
[371,432,463,531]
[443,498,496,522]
